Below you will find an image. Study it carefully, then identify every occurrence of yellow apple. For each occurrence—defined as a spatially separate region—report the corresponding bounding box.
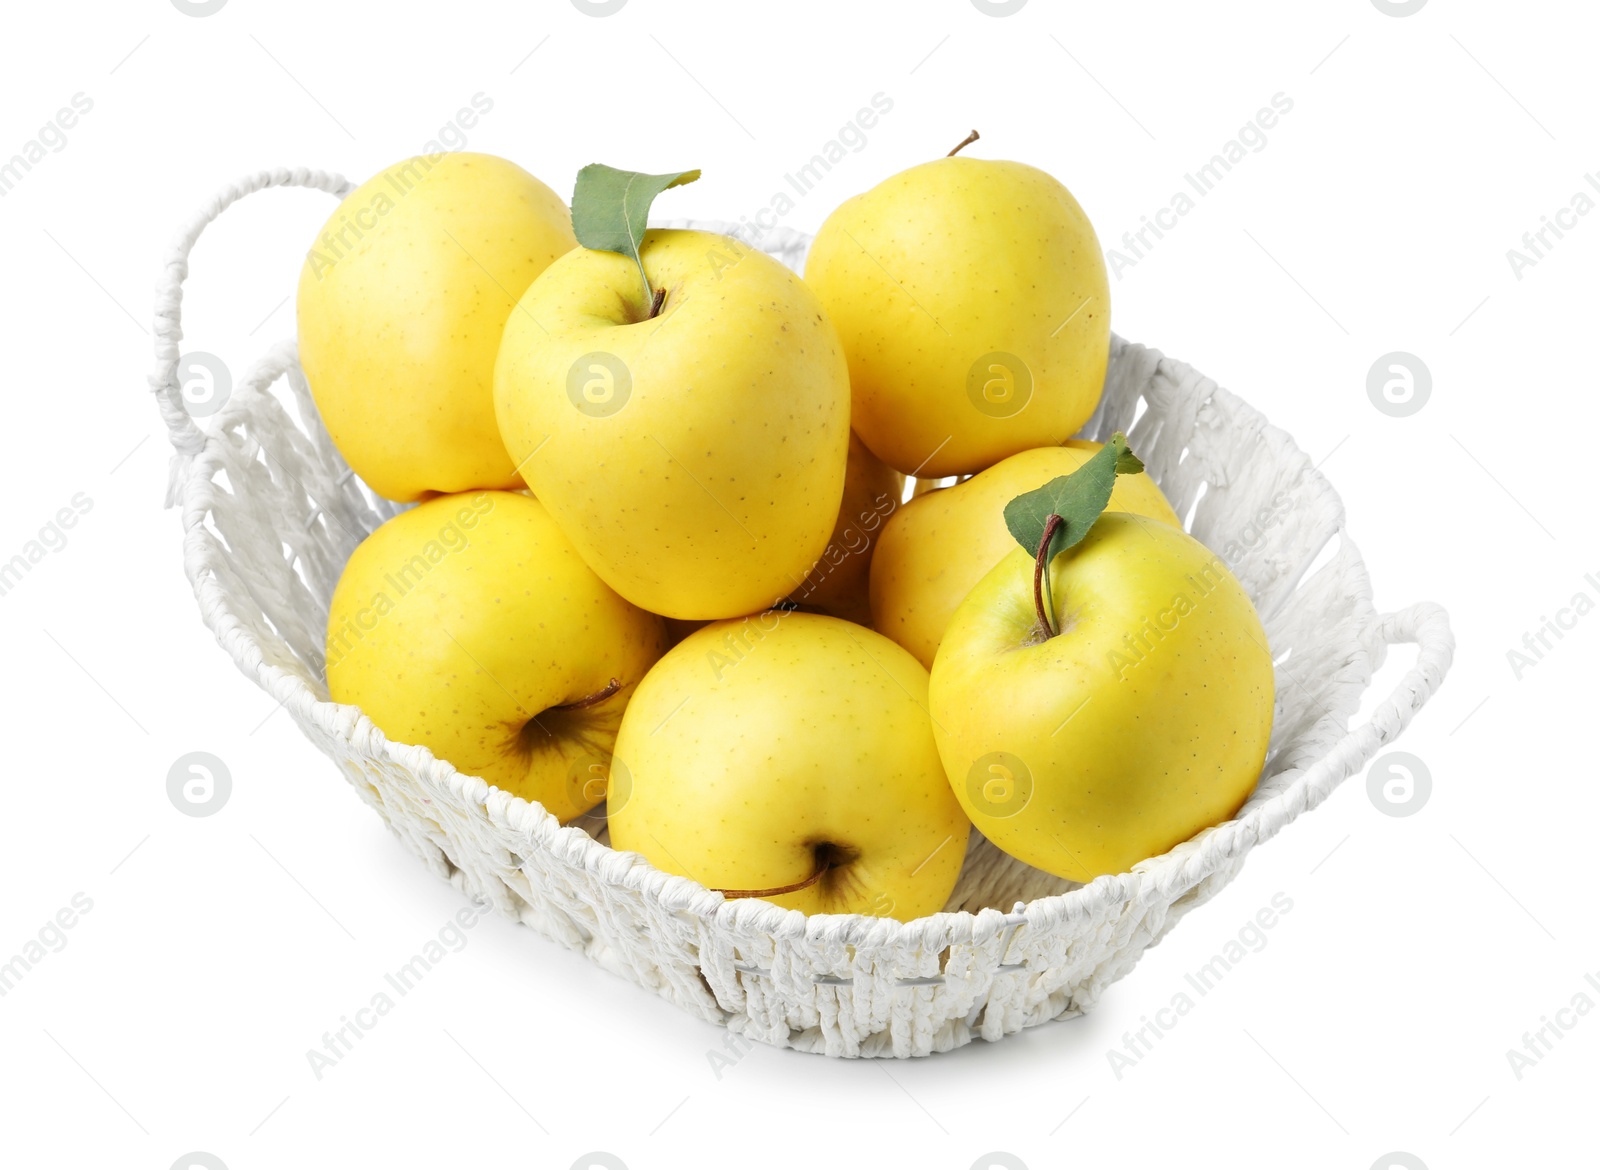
[607,612,970,919]
[298,153,577,501]
[495,230,850,620]
[326,491,666,822]
[804,156,1109,478]
[872,441,1181,667]
[785,431,904,625]
[929,513,1274,882]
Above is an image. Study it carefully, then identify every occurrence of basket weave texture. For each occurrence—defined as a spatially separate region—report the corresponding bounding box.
[151,169,1453,1058]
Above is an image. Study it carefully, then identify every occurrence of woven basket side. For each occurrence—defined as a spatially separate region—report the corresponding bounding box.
[155,182,1449,1059]
[175,318,1373,1056]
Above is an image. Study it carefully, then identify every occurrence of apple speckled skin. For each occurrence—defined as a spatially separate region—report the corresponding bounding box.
[871,440,1183,669]
[298,152,577,502]
[326,491,667,823]
[929,513,1275,883]
[494,229,850,621]
[607,612,971,920]
[805,156,1110,479]
[784,431,904,626]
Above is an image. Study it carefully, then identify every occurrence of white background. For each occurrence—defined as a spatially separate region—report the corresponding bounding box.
[0,1,1594,1167]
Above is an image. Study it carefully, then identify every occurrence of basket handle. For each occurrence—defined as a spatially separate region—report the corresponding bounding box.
[1305,600,1454,807]
[149,167,352,502]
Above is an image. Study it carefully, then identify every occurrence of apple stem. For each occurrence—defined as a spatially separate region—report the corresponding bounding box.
[630,255,667,320]
[947,129,980,157]
[554,678,621,712]
[714,862,831,900]
[1033,514,1064,638]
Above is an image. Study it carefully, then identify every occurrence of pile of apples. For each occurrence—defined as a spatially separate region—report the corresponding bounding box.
[303,138,1275,923]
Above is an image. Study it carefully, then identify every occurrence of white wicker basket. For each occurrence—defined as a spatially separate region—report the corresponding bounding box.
[151,169,1453,1059]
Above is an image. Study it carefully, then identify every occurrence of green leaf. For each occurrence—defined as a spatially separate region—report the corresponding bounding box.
[1003,433,1146,566]
[571,164,701,310]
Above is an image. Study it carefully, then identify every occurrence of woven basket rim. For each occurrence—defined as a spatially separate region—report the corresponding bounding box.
[177,344,1370,951]
[155,176,1453,955]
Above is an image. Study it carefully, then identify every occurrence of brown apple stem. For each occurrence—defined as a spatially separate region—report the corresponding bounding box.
[649,286,666,319]
[1033,514,1064,638]
[715,861,831,900]
[554,678,621,712]
[947,129,980,157]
